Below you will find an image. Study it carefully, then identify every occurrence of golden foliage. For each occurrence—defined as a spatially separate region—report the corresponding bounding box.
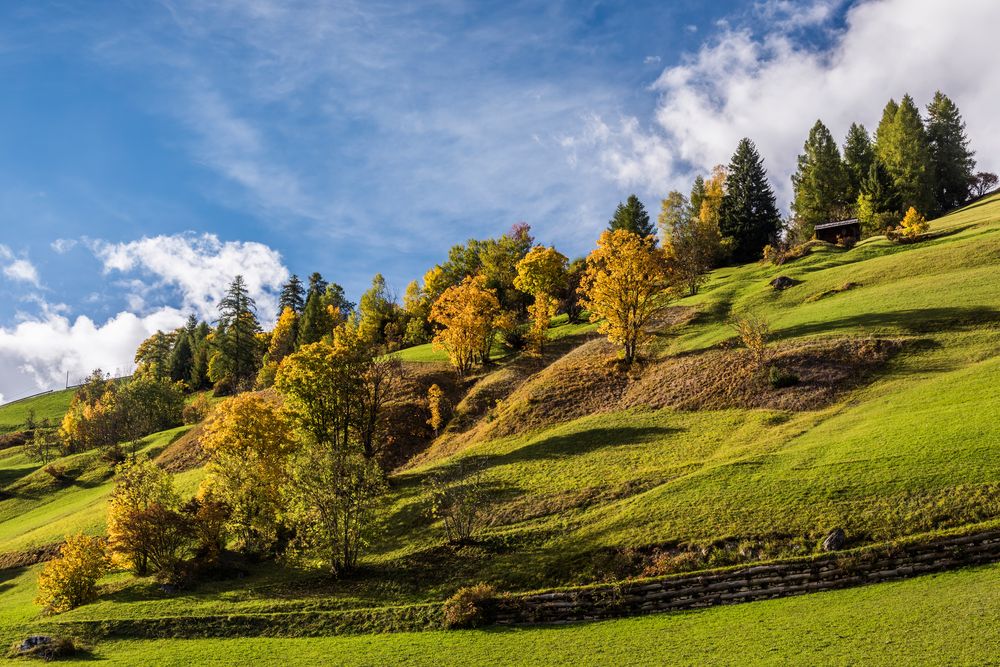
[900,206,929,238]
[201,393,297,554]
[106,457,180,575]
[515,245,568,353]
[35,533,107,613]
[430,275,503,374]
[579,230,674,364]
[729,312,771,369]
[427,383,445,434]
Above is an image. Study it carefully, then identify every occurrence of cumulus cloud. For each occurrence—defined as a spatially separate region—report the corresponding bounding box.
[90,232,288,323]
[0,245,41,287]
[577,0,1000,209]
[0,306,187,400]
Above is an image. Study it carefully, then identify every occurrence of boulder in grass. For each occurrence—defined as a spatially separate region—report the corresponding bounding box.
[821,528,847,552]
[769,276,799,291]
[8,635,76,660]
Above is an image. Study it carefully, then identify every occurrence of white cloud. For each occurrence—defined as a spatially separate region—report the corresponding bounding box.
[0,306,186,400]
[51,238,78,254]
[90,232,289,323]
[644,55,661,65]
[0,245,41,287]
[575,0,1000,210]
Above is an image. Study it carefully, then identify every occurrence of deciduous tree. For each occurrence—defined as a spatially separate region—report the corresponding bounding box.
[514,245,568,353]
[35,534,107,613]
[430,276,503,375]
[106,457,180,575]
[579,229,674,364]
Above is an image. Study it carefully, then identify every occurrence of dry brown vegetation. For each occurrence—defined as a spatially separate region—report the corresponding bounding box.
[153,425,208,474]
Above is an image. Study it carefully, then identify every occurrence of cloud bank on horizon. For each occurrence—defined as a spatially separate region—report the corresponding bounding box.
[0,0,997,402]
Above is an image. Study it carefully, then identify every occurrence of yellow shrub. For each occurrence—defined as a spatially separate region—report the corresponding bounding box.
[35,534,107,613]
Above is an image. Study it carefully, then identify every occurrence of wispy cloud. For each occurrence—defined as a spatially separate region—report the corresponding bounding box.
[0,245,41,287]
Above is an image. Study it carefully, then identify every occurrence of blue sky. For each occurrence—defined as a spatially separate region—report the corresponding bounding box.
[0,0,996,400]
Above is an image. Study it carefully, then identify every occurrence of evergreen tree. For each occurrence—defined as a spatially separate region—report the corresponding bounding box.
[843,123,875,206]
[190,321,211,390]
[689,175,707,221]
[791,120,850,234]
[874,98,899,151]
[307,272,328,298]
[856,160,901,236]
[323,283,354,322]
[926,91,976,213]
[608,194,655,238]
[168,332,194,385]
[215,275,262,390]
[298,288,334,347]
[278,274,306,316]
[719,138,781,263]
[876,94,933,213]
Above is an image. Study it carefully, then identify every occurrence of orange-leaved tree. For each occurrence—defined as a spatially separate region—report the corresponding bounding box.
[579,229,674,365]
[430,275,503,375]
[514,245,568,353]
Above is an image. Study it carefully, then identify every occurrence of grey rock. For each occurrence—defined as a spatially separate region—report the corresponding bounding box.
[770,276,799,290]
[822,528,847,552]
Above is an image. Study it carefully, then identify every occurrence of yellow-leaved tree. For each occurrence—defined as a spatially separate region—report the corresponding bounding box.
[201,393,297,556]
[899,206,928,239]
[35,533,108,613]
[430,275,503,375]
[579,229,674,365]
[514,245,568,353]
[106,457,181,575]
[256,306,299,388]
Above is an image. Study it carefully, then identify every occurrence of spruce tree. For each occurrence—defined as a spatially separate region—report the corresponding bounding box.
[689,175,707,221]
[856,160,901,236]
[791,120,849,233]
[926,91,976,213]
[297,289,333,347]
[216,275,262,389]
[608,194,655,238]
[323,283,354,322]
[168,332,194,384]
[719,138,781,263]
[278,274,306,316]
[876,94,933,214]
[843,123,875,206]
[307,272,328,298]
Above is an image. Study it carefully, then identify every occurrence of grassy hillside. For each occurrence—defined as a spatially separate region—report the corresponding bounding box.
[0,389,74,434]
[2,195,999,661]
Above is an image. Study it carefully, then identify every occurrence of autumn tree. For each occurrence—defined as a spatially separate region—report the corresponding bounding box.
[479,223,534,313]
[358,273,397,348]
[106,457,181,575]
[27,418,60,464]
[926,91,976,213]
[561,257,587,323]
[256,306,298,388]
[856,160,901,236]
[35,533,108,613]
[898,206,929,239]
[134,331,174,380]
[658,190,720,295]
[719,138,781,263]
[579,229,674,364]
[608,194,656,238]
[201,393,296,556]
[514,245,568,353]
[791,120,850,235]
[427,383,445,435]
[430,275,503,374]
[402,279,431,345]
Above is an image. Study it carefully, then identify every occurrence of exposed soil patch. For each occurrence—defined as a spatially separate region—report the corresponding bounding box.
[154,424,208,473]
[0,542,61,570]
[806,281,862,302]
[381,363,463,471]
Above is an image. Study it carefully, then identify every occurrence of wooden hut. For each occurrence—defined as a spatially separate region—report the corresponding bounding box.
[814,218,861,244]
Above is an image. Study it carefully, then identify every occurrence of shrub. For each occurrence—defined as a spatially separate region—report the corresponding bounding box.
[35,534,107,613]
[729,312,771,369]
[442,584,497,629]
[182,393,213,425]
[768,365,800,389]
[425,459,491,544]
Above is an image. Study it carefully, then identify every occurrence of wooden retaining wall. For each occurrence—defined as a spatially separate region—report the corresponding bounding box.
[494,529,1000,625]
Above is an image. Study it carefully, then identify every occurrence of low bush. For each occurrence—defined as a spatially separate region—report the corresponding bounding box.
[35,534,108,613]
[768,365,800,389]
[442,583,497,629]
[182,393,213,425]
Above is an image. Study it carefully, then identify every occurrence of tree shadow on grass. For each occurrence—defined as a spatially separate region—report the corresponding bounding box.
[775,306,1000,340]
[462,425,681,469]
[0,463,41,489]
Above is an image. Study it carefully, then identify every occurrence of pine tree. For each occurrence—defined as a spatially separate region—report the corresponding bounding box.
[215,275,262,390]
[791,120,850,234]
[608,194,655,239]
[719,138,781,263]
[876,94,933,214]
[323,283,354,322]
[278,274,306,317]
[856,160,901,236]
[926,91,976,214]
[189,321,211,390]
[843,123,875,206]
